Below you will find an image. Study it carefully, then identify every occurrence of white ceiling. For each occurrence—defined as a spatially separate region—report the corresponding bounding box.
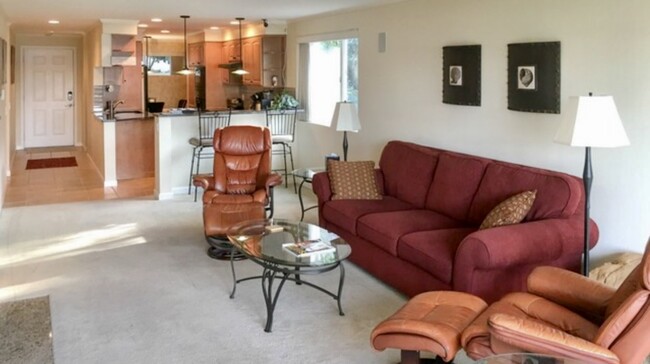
[0,0,402,37]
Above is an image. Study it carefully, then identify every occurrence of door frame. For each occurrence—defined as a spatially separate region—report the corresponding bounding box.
[20,45,78,149]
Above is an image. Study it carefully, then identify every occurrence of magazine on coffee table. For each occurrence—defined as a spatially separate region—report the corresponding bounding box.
[282,239,336,257]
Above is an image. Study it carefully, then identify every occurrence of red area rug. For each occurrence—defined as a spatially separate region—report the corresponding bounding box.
[26,157,77,170]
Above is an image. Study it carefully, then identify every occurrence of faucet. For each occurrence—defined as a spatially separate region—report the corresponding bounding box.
[112,100,124,112]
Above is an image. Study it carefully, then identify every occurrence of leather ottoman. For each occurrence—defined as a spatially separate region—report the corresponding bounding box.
[204,202,265,259]
[371,291,487,363]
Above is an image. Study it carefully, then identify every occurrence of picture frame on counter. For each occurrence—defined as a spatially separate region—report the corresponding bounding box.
[507,41,560,114]
[442,45,481,106]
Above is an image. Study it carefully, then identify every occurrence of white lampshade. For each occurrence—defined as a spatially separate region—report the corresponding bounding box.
[332,102,361,132]
[554,95,630,147]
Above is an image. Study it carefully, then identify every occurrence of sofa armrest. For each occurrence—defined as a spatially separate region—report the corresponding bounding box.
[453,217,598,296]
[488,313,619,364]
[312,172,332,202]
[527,266,615,321]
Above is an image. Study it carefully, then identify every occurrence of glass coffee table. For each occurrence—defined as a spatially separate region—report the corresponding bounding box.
[227,218,351,332]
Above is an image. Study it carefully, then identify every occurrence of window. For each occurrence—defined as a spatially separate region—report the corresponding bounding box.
[298,36,358,126]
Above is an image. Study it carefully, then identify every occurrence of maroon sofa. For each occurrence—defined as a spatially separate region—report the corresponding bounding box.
[312,141,598,303]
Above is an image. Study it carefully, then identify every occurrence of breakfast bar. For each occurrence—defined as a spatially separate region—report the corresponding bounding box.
[154,110,268,200]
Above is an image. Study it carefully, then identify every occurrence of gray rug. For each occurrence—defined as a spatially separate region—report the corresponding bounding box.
[0,296,54,364]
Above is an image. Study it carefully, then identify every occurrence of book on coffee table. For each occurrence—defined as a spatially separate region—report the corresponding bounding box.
[282,240,336,257]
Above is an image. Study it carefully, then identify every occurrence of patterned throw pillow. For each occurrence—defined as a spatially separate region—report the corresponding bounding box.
[327,161,382,200]
[479,190,537,230]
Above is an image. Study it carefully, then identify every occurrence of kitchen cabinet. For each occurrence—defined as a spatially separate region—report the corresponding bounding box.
[116,117,155,180]
[187,42,226,110]
[240,35,285,87]
[188,42,205,66]
[242,37,262,85]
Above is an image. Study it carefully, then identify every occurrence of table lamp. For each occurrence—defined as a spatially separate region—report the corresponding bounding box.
[554,93,630,276]
[332,101,361,161]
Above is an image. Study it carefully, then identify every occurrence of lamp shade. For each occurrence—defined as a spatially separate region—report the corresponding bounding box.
[554,96,630,147]
[333,102,361,132]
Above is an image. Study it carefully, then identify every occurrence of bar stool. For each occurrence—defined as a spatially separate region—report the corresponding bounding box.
[266,107,297,192]
[188,109,231,201]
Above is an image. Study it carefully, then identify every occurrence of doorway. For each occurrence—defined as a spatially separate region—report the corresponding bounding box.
[22,47,75,148]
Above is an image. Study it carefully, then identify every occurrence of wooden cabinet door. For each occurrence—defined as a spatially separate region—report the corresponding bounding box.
[242,37,261,85]
[188,43,204,66]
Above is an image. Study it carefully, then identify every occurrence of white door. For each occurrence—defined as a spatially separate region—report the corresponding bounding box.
[23,47,75,148]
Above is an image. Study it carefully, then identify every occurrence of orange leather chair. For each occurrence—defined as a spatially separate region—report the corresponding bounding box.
[193,125,282,259]
[461,237,650,364]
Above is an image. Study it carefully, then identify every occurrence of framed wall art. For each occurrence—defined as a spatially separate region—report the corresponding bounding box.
[442,45,481,106]
[507,41,560,113]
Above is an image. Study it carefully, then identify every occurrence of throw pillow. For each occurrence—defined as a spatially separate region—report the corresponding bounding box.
[327,160,382,200]
[479,190,537,230]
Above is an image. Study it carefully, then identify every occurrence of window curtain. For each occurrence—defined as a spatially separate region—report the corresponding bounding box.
[297,43,310,122]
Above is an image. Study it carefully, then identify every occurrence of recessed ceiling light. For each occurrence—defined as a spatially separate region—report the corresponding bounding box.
[151,18,162,22]
[48,20,60,24]
[138,24,148,28]
[210,26,219,30]
[160,29,170,34]
[229,21,239,25]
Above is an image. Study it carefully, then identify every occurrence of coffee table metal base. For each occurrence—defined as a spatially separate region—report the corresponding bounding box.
[229,249,345,332]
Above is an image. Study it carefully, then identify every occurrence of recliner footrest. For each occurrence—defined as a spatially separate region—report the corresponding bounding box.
[371,291,488,363]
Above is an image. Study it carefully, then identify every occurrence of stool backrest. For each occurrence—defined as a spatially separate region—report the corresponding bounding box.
[266,108,297,143]
[198,109,231,144]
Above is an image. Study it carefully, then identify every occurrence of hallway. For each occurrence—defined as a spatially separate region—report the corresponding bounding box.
[3,147,154,207]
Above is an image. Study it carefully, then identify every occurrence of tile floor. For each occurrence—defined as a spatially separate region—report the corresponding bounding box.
[4,147,154,207]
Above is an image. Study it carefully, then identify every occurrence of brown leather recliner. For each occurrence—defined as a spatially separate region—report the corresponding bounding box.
[193,125,282,259]
[461,238,650,364]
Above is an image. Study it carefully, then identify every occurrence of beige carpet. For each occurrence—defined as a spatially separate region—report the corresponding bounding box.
[0,296,54,364]
[0,187,482,363]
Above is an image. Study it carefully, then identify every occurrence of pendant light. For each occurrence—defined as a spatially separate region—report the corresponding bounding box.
[177,15,193,75]
[232,17,249,75]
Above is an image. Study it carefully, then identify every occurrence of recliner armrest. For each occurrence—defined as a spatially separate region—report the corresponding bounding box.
[488,313,619,364]
[193,174,215,191]
[528,266,615,321]
[265,173,283,191]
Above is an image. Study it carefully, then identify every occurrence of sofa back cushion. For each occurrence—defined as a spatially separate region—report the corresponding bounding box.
[379,141,439,208]
[425,152,489,221]
[467,162,582,225]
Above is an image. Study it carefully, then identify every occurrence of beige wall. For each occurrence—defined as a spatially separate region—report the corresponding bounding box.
[286,0,650,261]
[147,38,188,110]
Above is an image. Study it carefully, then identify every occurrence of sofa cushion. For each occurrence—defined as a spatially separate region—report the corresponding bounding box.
[357,209,467,256]
[327,160,382,200]
[398,228,476,284]
[479,190,537,230]
[378,141,440,208]
[321,196,415,235]
[425,152,489,221]
[467,162,582,225]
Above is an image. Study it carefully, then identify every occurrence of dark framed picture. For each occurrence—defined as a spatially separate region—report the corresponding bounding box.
[442,45,481,106]
[507,41,560,113]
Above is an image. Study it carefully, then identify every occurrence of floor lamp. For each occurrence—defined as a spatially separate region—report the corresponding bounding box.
[554,94,629,276]
[332,101,361,161]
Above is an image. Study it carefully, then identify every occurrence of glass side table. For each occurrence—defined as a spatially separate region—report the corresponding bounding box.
[291,168,324,221]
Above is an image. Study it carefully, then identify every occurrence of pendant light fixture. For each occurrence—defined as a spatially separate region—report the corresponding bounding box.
[232,17,249,75]
[177,15,193,75]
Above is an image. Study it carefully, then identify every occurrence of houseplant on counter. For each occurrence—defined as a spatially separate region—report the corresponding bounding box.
[270,92,299,110]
